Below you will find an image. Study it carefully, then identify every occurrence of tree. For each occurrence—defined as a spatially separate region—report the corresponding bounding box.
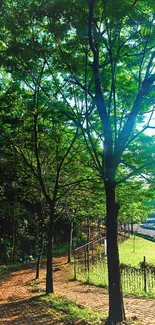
[41,1,155,322]
[0,69,95,293]
[1,0,155,322]
[51,2,155,322]
[0,147,41,264]
[118,179,154,233]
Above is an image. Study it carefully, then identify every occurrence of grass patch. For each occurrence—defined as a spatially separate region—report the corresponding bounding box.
[76,261,108,289]
[32,293,142,325]
[119,235,155,266]
[75,236,155,298]
[76,260,155,298]
[0,260,36,275]
[28,277,45,293]
[34,293,105,324]
[0,262,22,275]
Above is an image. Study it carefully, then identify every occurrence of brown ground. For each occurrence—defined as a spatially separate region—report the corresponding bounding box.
[0,257,155,325]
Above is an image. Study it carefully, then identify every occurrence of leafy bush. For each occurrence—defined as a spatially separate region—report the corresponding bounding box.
[53,243,69,256]
[0,238,11,264]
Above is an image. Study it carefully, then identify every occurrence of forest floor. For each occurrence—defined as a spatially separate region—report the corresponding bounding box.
[0,256,155,325]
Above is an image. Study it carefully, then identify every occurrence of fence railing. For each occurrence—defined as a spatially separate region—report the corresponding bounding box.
[120,258,155,294]
[73,239,155,296]
[74,236,106,282]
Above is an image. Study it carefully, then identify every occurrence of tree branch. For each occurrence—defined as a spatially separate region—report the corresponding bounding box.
[52,128,79,202]
[117,160,155,184]
[116,72,155,157]
[88,0,113,156]
[33,112,52,205]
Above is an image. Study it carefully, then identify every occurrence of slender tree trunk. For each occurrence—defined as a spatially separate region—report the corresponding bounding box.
[52,220,55,249]
[68,221,73,263]
[87,218,90,269]
[131,222,133,235]
[105,181,125,324]
[36,255,41,279]
[10,212,15,263]
[46,206,54,294]
[87,218,90,243]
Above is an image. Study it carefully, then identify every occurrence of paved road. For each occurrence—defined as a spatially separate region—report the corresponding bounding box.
[133,224,155,237]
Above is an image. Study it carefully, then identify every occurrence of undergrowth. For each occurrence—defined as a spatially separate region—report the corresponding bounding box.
[0,263,22,275]
[32,293,141,325]
[33,293,106,324]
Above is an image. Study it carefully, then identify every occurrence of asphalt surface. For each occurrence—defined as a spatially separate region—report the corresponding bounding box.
[133,224,155,237]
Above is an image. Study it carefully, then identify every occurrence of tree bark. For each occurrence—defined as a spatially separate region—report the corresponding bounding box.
[36,255,41,279]
[105,181,125,324]
[46,206,54,294]
[131,222,134,235]
[87,218,90,243]
[68,221,73,263]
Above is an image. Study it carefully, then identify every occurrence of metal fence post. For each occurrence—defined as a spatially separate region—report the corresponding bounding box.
[143,256,147,292]
[104,238,107,256]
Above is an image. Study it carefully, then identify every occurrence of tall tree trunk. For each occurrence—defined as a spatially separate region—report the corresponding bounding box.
[87,218,90,242]
[46,206,54,294]
[36,255,41,279]
[105,181,125,324]
[131,222,133,235]
[68,220,73,263]
[10,212,15,263]
[36,222,44,279]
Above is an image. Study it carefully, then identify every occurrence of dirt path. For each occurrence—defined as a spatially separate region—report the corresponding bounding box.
[0,266,57,325]
[0,257,155,325]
